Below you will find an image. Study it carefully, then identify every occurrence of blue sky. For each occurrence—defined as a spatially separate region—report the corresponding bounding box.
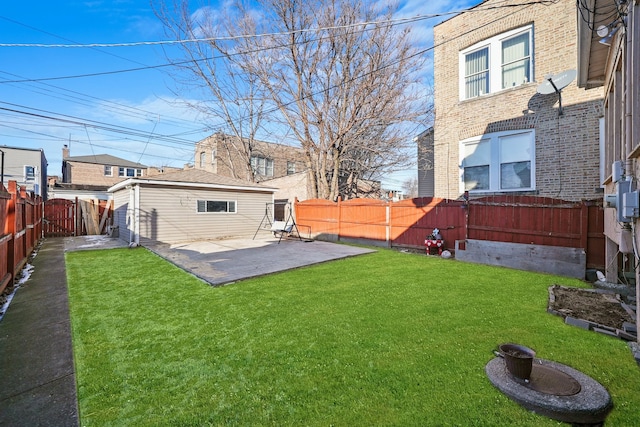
[0,0,478,189]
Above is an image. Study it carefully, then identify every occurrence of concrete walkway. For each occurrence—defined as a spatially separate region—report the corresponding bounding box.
[0,238,79,427]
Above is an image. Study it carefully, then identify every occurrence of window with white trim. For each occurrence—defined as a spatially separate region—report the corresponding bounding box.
[250,156,274,177]
[460,25,533,100]
[119,167,143,177]
[287,161,296,175]
[196,200,237,213]
[24,165,36,181]
[199,152,206,168]
[460,130,535,193]
[104,165,113,176]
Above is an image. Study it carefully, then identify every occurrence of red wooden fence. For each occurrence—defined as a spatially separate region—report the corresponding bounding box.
[1,181,43,295]
[295,195,604,269]
[44,199,76,237]
[44,198,113,237]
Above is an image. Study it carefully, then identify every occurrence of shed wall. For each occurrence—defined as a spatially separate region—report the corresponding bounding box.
[136,185,273,244]
[112,189,131,244]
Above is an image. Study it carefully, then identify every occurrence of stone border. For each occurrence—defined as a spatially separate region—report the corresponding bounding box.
[547,285,637,342]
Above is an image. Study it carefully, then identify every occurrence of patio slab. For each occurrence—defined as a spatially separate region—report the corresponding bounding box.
[145,237,376,286]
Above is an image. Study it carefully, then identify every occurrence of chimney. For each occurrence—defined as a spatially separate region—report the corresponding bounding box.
[62,145,70,159]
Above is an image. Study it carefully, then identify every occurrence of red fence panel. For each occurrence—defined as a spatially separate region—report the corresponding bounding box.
[0,190,11,294]
[339,198,388,242]
[468,195,585,247]
[44,199,76,237]
[392,198,466,249]
[0,181,42,295]
[294,198,341,240]
[294,195,604,269]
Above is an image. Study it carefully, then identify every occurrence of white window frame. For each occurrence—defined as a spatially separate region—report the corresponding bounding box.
[24,165,36,181]
[196,200,237,214]
[199,152,206,168]
[459,25,534,100]
[287,161,296,175]
[104,165,113,176]
[459,129,535,193]
[250,156,274,177]
[119,167,144,177]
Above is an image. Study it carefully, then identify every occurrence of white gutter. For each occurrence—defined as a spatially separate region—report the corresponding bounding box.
[576,0,596,88]
[108,178,277,193]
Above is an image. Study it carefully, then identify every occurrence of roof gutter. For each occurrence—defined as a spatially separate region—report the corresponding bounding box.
[576,0,596,88]
[108,178,278,193]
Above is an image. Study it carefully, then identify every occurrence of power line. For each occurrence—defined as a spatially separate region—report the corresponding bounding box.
[0,70,209,133]
[0,13,441,48]
[0,2,557,84]
[0,102,197,146]
[1,0,561,172]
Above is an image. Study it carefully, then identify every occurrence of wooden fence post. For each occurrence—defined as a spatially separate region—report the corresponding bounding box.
[386,200,391,247]
[6,181,18,292]
[580,201,589,251]
[337,196,342,242]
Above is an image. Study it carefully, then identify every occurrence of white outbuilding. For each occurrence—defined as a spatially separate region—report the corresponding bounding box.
[108,169,277,246]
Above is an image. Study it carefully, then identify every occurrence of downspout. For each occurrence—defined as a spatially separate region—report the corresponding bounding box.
[1,149,4,188]
[134,184,140,246]
[127,183,140,247]
[627,3,640,344]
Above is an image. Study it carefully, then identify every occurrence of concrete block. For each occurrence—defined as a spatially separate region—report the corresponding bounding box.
[616,329,637,341]
[622,322,637,334]
[565,317,593,330]
[454,239,586,279]
[593,327,618,338]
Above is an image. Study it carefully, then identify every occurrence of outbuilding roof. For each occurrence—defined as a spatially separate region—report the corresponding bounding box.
[108,169,278,193]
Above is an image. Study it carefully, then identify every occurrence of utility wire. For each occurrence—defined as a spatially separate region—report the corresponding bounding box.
[0,1,561,84]
[0,102,197,146]
[0,13,443,48]
[0,0,561,170]
[0,1,560,49]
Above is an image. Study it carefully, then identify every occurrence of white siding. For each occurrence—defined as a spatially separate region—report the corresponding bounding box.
[135,184,273,244]
[1,147,47,198]
[112,188,131,244]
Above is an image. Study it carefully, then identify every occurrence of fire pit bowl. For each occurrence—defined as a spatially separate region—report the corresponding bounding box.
[499,343,536,380]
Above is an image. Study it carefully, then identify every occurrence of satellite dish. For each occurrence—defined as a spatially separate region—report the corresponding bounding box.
[536,69,576,115]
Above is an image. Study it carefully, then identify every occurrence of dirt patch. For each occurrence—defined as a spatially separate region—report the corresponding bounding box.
[548,286,635,331]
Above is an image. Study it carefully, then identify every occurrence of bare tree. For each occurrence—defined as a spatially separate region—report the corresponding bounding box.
[402,176,419,198]
[154,1,272,181]
[156,0,430,197]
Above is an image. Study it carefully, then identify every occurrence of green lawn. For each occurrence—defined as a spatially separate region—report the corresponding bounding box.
[66,246,640,426]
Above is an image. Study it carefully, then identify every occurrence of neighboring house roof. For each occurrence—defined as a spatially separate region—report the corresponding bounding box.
[64,154,147,168]
[108,169,278,193]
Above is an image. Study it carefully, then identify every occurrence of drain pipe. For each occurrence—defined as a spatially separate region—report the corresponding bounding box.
[0,149,4,189]
[126,183,140,247]
[624,6,639,343]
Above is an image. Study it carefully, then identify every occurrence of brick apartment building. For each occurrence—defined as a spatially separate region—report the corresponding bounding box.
[430,0,604,202]
[61,146,148,187]
[194,133,307,183]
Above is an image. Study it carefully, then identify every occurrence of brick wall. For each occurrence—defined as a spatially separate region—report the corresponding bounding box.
[433,0,604,201]
[195,134,306,182]
[65,161,127,187]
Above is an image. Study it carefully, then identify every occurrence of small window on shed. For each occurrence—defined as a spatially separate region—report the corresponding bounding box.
[197,200,237,213]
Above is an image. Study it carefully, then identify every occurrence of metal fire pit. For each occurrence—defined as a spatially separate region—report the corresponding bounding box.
[486,357,612,425]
